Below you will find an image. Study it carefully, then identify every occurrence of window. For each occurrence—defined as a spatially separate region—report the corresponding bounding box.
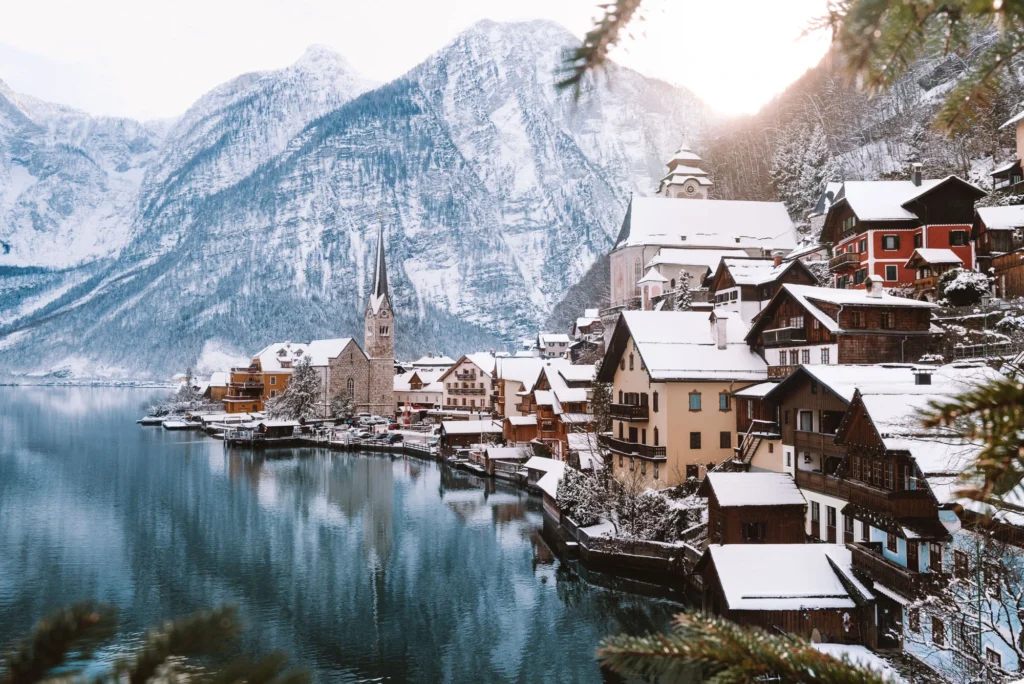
[885,265,898,281]
[930,543,943,573]
[785,451,791,466]
[849,310,864,328]
[653,391,659,413]
[778,351,787,365]
[620,358,625,371]
[852,455,861,480]
[689,392,702,411]
[908,608,920,633]
[618,422,623,439]
[842,216,857,232]
[844,515,854,536]
[379,325,390,336]
[859,237,867,253]
[801,349,810,364]
[798,410,813,432]
[686,464,699,480]
[811,501,820,522]
[854,268,867,285]
[347,377,354,396]
[768,443,774,453]
[720,431,731,449]
[742,522,767,542]
[640,461,646,476]
[719,393,730,411]
[811,380,818,394]
[789,350,799,365]
[827,506,836,528]
[932,617,945,647]
[270,390,277,398]
[884,462,894,490]
[618,390,623,403]
[986,647,1002,669]
[269,376,277,386]
[882,235,900,251]
[954,550,969,578]
[653,463,659,479]
[950,230,969,247]
[629,353,634,371]
[641,428,647,445]
[861,521,870,542]
[913,233,923,249]
[821,347,830,364]
[881,312,895,329]
[886,532,898,553]
[629,457,635,471]
[690,432,702,449]
[653,427,659,446]
[813,319,820,329]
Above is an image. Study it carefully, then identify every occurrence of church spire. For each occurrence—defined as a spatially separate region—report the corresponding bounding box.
[372,221,389,302]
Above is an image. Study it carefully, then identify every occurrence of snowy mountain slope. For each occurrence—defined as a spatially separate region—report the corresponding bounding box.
[0,20,708,377]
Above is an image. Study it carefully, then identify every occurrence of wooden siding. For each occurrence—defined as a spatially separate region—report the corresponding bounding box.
[707,491,806,544]
[777,374,849,448]
[736,395,777,434]
[993,249,1024,299]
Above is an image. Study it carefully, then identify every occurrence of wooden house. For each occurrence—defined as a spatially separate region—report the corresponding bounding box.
[991,108,1024,194]
[903,248,963,302]
[698,472,806,544]
[819,171,985,289]
[697,544,876,647]
[744,281,938,380]
[731,381,781,471]
[708,255,818,324]
[974,206,1024,274]
[438,419,503,456]
[503,415,538,445]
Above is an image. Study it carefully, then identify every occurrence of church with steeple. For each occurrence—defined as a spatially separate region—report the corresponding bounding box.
[363,223,395,416]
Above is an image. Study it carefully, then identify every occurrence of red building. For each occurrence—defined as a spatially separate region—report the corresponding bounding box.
[820,168,985,290]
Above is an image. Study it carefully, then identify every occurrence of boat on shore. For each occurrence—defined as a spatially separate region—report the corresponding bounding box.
[162,419,195,430]
[137,416,164,425]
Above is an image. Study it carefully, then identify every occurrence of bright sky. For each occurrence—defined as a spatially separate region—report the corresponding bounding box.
[0,0,831,121]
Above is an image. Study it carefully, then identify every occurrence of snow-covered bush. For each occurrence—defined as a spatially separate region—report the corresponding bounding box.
[939,268,991,307]
[331,393,356,420]
[556,466,608,527]
[997,314,1024,334]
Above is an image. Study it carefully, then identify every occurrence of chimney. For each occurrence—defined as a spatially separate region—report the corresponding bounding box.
[712,314,728,349]
[771,249,785,267]
[865,275,884,298]
[911,163,922,187]
[913,368,933,386]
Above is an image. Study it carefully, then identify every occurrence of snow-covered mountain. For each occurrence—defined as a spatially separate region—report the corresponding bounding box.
[0,20,708,378]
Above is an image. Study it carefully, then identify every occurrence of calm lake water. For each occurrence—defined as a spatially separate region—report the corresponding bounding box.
[0,387,680,682]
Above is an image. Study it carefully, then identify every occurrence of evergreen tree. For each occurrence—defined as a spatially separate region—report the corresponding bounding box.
[268,356,323,421]
[331,393,356,421]
[769,124,808,217]
[673,271,692,311]
[799,124,841,214]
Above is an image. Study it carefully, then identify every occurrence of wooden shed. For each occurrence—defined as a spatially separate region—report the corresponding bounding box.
[698,472,806,544]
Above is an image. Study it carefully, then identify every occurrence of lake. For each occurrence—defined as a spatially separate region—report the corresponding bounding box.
[0,387,681,682]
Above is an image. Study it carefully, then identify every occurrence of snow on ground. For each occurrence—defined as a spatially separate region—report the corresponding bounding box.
[195,340,251,376]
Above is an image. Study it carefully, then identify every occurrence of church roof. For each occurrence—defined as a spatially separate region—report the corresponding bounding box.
[369,222,390,314]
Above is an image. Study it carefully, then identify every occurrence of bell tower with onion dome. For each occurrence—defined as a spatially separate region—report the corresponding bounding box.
[657,141,712,199]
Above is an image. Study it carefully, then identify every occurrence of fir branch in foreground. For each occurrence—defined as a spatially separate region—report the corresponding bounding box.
[1,602,118,684]
[557,0,643,96]
[119,606,242,684]
[598,612,889,684]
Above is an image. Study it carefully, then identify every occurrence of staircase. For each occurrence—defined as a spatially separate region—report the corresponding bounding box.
[734,420,780,465]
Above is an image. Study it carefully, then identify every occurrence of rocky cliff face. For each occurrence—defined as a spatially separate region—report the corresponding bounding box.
[0,20,709,378]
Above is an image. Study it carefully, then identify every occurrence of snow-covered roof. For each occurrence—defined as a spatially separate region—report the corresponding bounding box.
[534,390,555,406]
[495,356,546,391]
[837,177,984,221]
[560,413,594,424]
[254,338,354,371]
[208,371,229,388]
[667,144,702,164]
[506,415,537,426]
[905,248,962,267]
[412,354,456,367]
[441,420,503,435]
[661,164,708,178]
[525,456,563,473]
[720,258,794,286]
[394,368,445,392]
[615,197,797,251]
[539,333,571,345]
[733,382,777,398]
[618,311,767,382]
[785,242,829,260]
[706,545,858,611]
[787,362,999,405]
[484,446,526,461]
[646,247,749,272]
[764,284,935,336]
[704,472,805,507]
[558,365,596,383]
[978,205,1024,231]
[574,314,600,330]
[637,269,669,284]
[990,159,1022,175]
[812,645,903,683]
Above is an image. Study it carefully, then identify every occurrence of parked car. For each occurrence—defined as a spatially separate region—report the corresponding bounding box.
[353,430,372,439]
[374,432,390,441]
[387,433,404,444]
[388,422,400,430]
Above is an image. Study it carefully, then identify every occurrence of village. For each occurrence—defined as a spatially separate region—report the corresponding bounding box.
[133,106,1024,682]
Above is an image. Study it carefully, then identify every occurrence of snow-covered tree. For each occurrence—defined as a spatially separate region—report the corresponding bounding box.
[674,271,692,311]
[590,371,613,434]
[770,124,808,217]
[331,393,356,421]
[940,269,992,307]
[556,465,611,527]
[267,356,322,421]
[799,124,841,214]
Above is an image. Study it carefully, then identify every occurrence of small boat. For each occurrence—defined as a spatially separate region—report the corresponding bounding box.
[161,419,192,430]
[137,416,164,426]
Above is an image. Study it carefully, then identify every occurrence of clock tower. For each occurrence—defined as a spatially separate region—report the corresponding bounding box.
[657,141,712,199]
[364,222,395,416]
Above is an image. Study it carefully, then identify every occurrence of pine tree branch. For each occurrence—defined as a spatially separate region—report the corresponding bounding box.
[598,612,891,684]
[556,0,644,97]
[119,606,241,684]
[1,603,117,684]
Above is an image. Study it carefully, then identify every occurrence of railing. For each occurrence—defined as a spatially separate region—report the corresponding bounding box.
[609,403,649,421]
[763,327,807,344]
[454,373,477,381]
[599,434,666,459]
[847,542,949,599]
[767,365,797,380]
[794,430,845,457]
[231,366,259,373]
[953,340,1024,360]
[449,387,485,395]
[829,251,862,270]
[229,382,264,389]
[795,470,936,518]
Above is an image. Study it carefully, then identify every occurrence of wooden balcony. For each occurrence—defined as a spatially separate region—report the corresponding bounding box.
[848,542,949,599]
[449,387,485,395]
[454,372,477,381]
[231,366,259,373]
[767,365,797,380]
[610,403,649,421]
[795,470,937,518]
[599,434,666,460]
[913,275,940,292]
[794,430,846,458]
[829,251,862,271]
[763,327,807,345]
[229,381,264,390]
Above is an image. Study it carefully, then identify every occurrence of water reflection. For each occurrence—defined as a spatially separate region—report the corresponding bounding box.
[0,388,681,683]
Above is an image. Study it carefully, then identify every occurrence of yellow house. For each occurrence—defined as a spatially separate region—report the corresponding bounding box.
[596,310,768,488]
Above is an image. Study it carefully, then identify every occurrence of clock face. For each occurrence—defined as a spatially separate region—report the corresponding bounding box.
[686,185,695,195]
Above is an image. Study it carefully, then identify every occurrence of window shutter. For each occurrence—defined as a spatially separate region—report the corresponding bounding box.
[894,235,901,250]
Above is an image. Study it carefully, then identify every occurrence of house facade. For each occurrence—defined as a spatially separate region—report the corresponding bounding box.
[699,472,806,545]
[439,353,497,412]
[745,281,938,380]
[596,311,767,488]
[820,171,985,289]
[393,368,443,414]
[709,256,818,324]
